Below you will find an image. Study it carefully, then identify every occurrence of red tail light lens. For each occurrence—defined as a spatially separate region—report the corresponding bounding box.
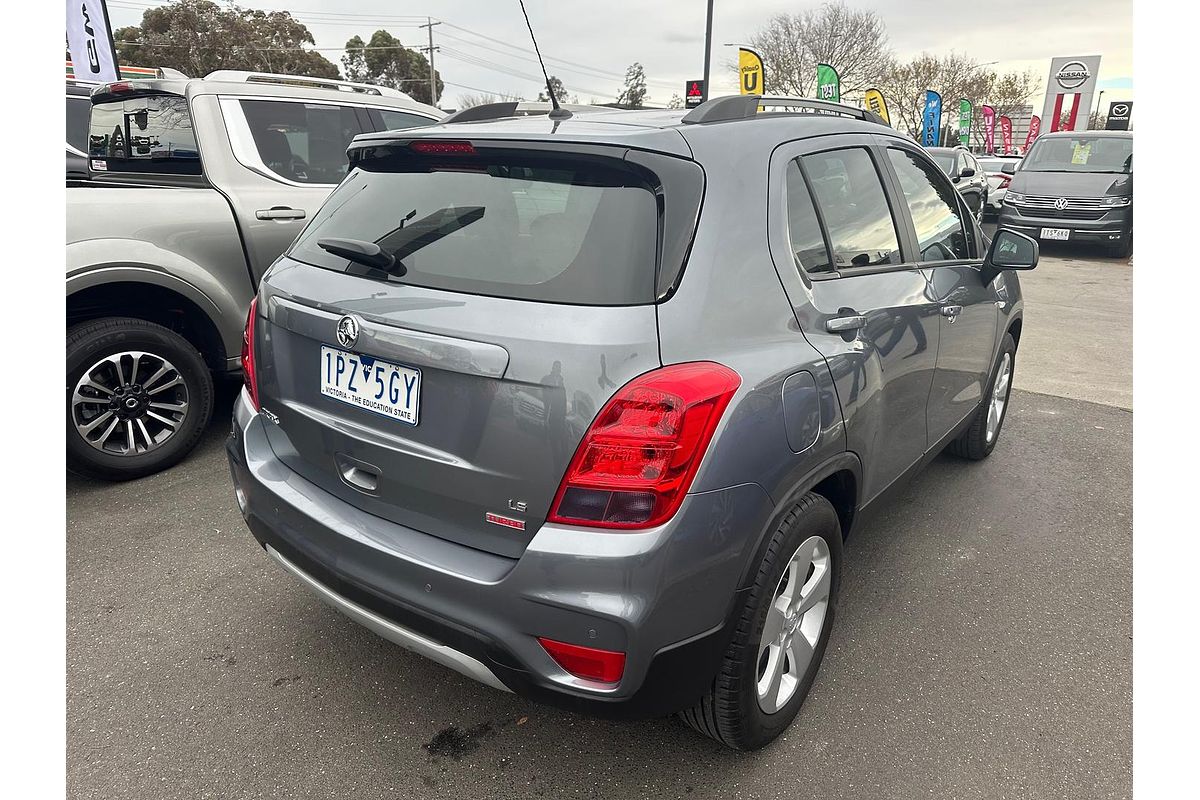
[410,140,476,155]
[537,637,626,684]
[241,297,259,410]
[998,175,1011,189]
[547,362,741,529]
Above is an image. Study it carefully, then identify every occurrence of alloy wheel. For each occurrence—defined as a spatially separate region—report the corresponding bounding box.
[755,535,832,714]
[71,351,189,456]
[985,352,1012,443]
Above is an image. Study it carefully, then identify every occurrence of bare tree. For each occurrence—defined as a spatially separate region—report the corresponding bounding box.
[877,52,997,140]
[458,91,525,108]
[747,2,892,98]
[985,69,1040,118]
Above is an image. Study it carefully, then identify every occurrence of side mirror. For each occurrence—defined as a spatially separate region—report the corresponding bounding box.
[1001,162,1017,175]
[983,229,1038,283]
[959,167,976,178]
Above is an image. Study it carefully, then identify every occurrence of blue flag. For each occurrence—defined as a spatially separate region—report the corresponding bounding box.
[922,90,942,147]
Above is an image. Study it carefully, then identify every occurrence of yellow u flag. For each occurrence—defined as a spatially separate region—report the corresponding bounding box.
[863,88,890,124]
[738,48,765,95]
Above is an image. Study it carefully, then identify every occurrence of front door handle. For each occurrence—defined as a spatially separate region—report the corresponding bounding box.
[826,315,867,333]
[940,305,964,317]
[256,206,306,220]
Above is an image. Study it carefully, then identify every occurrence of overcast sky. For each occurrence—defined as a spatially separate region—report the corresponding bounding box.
[104,0,1133,112]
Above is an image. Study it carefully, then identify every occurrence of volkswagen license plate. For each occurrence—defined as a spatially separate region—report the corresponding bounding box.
[1040,228,1070,241]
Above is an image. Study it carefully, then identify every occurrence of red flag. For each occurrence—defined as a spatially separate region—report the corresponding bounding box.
[999,116,1013,154]
[1024,115,1041,150]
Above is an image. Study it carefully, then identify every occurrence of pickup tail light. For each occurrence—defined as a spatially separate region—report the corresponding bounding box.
[241,297,260,410]
[547,362,741,529]
[537,637,626,684]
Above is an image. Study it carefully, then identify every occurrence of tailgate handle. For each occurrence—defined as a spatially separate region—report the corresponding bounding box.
[336,453,380,494]
[256,206,306,221]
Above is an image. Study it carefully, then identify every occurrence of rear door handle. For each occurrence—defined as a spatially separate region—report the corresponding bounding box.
[826,315,867,333]
[256,206,306,220]
[940,305,964,317]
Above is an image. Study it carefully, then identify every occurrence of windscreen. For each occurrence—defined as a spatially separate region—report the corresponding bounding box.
[288,149,660,305]
[930,153,955,174]
[1022,135,1132,174]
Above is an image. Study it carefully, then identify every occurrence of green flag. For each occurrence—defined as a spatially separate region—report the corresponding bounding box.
[816,63,840,103]
[958,99,973,147]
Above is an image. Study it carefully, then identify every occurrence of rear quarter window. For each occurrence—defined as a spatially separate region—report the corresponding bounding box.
[88,95,201,175]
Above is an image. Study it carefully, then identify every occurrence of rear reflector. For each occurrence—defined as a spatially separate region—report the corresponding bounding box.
[409,140,476,155]
[537,637,626,684]
[547,362,740,529]
[241,297,260,410]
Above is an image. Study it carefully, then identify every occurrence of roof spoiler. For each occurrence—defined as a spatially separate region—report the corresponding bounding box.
[682,95,889,127]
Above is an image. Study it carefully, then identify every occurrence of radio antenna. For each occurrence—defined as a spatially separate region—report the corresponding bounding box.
[518,0,570,119]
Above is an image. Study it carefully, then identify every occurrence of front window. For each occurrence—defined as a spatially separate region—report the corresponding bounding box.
[1022,135,1132,174]
[887,149,970,262]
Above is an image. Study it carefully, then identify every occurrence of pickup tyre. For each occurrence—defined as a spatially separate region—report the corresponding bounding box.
[66,318,214,481]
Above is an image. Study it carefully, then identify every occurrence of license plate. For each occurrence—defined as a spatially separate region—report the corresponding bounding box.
[320,346,420,425]
[1040,227,1070,241]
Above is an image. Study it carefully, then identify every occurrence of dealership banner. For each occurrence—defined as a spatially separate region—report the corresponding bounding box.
[863,88,890,124]
[921,90,942,147]
[958,99,973,147]
[999,115,1013,153]
[66,0,121,83]
[816,63,840,103]
[1041,55,1102,132]
[738,48,765,95]
[982,105,995,154]
[1024,115,1042,149]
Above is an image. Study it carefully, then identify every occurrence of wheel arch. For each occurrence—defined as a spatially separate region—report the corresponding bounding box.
[1006,314,1023,350]
[67,279,228,371]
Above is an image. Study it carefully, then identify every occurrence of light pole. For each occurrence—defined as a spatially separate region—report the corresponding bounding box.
[1091,90,1106,129]
[702,0,714,101]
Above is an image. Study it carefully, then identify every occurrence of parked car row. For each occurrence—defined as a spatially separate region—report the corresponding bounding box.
[68,84,1041,750]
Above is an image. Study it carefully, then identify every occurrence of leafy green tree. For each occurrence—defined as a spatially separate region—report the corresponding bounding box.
[616,62,649,108]
[341,30,443,105]
[537,75,573,104]
[113,0,338,79]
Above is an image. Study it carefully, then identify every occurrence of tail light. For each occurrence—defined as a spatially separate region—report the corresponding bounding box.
[998,175,1011,189]
[241,297,260,410]
[537,637,626,684]
[547,362,741,529]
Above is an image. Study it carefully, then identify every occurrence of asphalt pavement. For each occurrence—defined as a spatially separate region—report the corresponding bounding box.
[67,246,1132,800]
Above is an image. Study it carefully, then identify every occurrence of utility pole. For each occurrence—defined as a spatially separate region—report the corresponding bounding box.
[419,17,441,106]
[702,0,714,101]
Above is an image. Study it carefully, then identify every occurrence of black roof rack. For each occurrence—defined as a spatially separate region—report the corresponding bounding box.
[681,94,888,127]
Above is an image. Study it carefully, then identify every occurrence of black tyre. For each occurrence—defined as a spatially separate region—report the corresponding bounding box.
[948,332,1016,461]
[680,493,842,750]
[67,317,214,481]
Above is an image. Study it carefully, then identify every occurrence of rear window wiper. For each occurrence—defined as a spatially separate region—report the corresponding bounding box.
[317,238,401,275]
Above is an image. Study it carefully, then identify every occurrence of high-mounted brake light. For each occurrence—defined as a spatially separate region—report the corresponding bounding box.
[241,297,260,410]
[537,637,626,684]
[409,140,477,155]
[547,362,741,530]
[107,81,133,93]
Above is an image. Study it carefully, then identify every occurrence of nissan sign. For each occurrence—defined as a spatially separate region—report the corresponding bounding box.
[1055,61,1091,90]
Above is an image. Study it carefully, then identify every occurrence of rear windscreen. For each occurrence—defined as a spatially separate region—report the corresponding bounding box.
[287,150,660,305]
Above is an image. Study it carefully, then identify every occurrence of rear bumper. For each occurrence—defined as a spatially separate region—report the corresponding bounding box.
[226,388,773,718]
[997,204,1131,242]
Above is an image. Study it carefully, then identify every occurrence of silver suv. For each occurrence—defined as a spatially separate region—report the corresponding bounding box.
[227,95,1038,750]
[66,71,442,480]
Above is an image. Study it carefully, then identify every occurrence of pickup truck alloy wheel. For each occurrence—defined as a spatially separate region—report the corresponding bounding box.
[66,317,213,481]
[72,350,189,455]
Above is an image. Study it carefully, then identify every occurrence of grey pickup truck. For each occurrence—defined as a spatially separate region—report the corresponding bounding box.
[66,71,443,480]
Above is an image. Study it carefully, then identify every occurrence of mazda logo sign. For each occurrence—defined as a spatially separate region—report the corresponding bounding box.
[1111,104,1129,117]
[1055,61,1091,90]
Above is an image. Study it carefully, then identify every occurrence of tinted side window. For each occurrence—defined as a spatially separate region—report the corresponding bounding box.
[240,100,365,184]
[784,159,833,273]
[375,108,436,131]
[802,148,901,269]
[66,97,90,152]
[887,148,970,261]
[88,96,201,175]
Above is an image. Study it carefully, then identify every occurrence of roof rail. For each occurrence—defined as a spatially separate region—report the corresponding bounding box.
[681,94,889,127]
[202,70,412,99]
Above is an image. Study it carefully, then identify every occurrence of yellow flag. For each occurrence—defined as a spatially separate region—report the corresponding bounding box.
[863,88,890,124]
[738,48,765,95]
